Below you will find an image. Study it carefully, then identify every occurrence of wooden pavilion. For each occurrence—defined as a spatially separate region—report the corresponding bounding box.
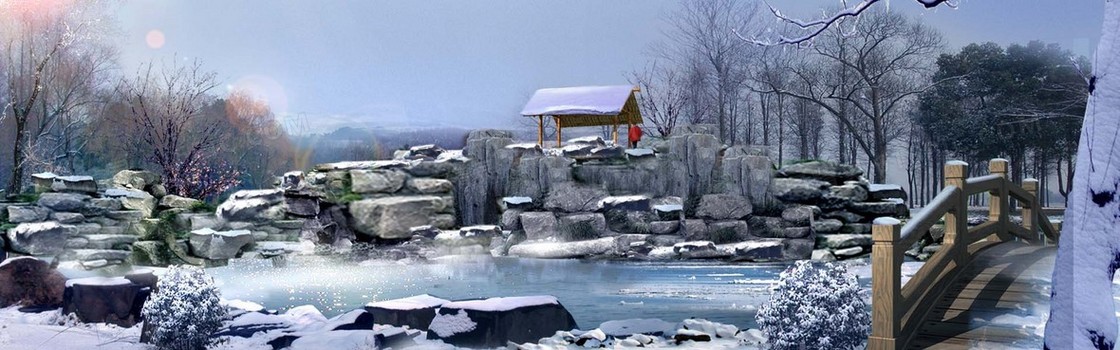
[519,85,643,146]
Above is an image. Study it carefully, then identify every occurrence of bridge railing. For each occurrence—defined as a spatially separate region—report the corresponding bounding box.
[867,159,1060,350]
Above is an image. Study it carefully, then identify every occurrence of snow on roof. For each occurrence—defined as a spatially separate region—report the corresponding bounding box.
[65,276,131,287]
[366,294,450,310]
[520,85,636,116]
[440,295,559,312]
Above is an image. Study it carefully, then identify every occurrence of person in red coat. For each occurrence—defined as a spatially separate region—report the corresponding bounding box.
[628,124,643,148]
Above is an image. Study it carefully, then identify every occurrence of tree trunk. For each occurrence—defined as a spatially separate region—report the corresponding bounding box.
[7,114,28,195]
[1044,3,1120,348]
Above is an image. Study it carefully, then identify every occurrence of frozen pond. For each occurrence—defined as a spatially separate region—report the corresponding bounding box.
[207,255,794,330]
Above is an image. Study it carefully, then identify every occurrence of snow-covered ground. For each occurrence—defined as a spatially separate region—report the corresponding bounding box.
[0,307,148,350]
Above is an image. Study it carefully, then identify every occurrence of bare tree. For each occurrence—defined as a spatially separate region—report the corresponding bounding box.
[629,61,692,137]
[1,0,112,194]
[116,60,239,200]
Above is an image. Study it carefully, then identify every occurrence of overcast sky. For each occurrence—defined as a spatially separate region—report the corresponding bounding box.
[116,1,1105,133]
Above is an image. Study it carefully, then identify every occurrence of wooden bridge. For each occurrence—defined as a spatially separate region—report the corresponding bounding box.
[868,159,1061,349]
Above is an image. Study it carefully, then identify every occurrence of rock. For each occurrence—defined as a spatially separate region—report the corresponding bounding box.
[408,178,453,194]
[694,194,752,220]
[349,196,444,239]
[50,175,98,194]
[598,195,651,212]
[508,237,617,259]
[812,249,837,261]
[130,241,179,266]
[674,329,712,344]
[408,144,444,159]
[7,222,76,255]
[62,276,149,327]
[557,213,608,241]
[706,220,750,244]
[149,184,167,198]
[771,178,830,203]
[500,210,523,231]
[31,172,57,192]
[7,206,50,223]
[673,241,729,259]
[728,240,785,262]
[284,192,320,217]
[649,221,680,235]
[848,202,909,218]
[190,215,225,230]
[868,184,909,202]
[782,238,815,260]
[365,294,450,331]
[281,171,304,191]
[35,191,87,210]
[106,210,145,222]
[560,143,596,157]
[781,205,821,226]
[519,212,557,241]
[84,235,138,250]
[426,296,578,348]
[112,170,161,189]
[585,146,625,160]
[458,225,500,239]
[816,234,872,249]
[0,257,67,308]
[840,223,872,235]
[822,210,866,224]
[776,161,863,184]
[409,225,441,239]
[50,212,84,224]
[104,189,156,218]
[780,227,813,239]
[829,182,869,202]
[188,228,254,260]
[544,184,608,213]
[215,189,284,222]
[833,246,865,257]
[653,204,683,221]
[812,218,844,233]
[680,219,708,241]
[158,195,201,209]
[351,169,407,194]
[88,198,122,211]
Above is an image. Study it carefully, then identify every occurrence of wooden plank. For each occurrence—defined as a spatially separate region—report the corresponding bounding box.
[940,289,1045,303]
[927,307,1037,324]
[917,322,1032,342]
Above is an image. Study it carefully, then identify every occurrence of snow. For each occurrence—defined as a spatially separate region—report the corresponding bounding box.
[508,237,617,259]
[653,204,683,212]
[103,188,151,199]
[222,299,265,313]
[502,196,533,205]
[191,228,252,237]
[505,143,541,150]
[873,217,902,226]
[428,309,478,337]
[65,276,131,287]
[0,306,148,349]
[568,135,605,144]
[599,318,677,337]
[31,172,57,179]
[882,197,905,204]
[520,85,635,116]
[599,195,649,207]
[440,295,559,312]
[58,175,94,182]
[289,330,380,349]
[868,183,902,192]
[0,256,37,268]
[945,160,969,166]
[366,294,450,310]
[625,148,656,157]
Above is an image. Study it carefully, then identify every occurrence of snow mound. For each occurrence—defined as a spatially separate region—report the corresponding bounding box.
[366,294,449,310]
[428,309,477,338]
[441,295,559,312]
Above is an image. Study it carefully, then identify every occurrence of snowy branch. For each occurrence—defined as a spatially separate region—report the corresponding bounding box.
[743,0,958,46]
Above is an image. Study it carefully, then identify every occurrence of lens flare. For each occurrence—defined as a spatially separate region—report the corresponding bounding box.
[145,30,165,49]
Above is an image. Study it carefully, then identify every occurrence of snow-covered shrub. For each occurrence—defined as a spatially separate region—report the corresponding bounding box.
[141,265,227,350]
[756,260,869,350]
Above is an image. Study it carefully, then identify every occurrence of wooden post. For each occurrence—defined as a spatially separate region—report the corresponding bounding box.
[869,222,902,350]
[944,161,969,248]
[612,118,619,145]
[988,159,1011,242]
[554,116,562,147]
[537,115,544,146]
[1022,178,1040,243]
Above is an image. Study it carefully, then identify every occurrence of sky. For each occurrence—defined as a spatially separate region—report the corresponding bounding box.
[115,0,1105,134]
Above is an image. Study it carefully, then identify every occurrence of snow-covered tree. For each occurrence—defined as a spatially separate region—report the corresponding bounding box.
[141,265,226,350]
[756,260,869,350]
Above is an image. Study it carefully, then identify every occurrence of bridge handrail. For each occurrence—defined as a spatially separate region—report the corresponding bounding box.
[868,159,1057,350]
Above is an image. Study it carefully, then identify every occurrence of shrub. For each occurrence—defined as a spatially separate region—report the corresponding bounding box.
[560,220,599,241]
[708,227,739,245]
[756,260,870,350]
[141,265,226,350]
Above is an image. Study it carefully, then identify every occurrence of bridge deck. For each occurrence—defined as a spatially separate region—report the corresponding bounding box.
[909,242,1056,349]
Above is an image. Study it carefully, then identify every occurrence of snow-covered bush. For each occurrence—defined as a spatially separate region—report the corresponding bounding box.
[141,265,227,350]
[756,260,869,350]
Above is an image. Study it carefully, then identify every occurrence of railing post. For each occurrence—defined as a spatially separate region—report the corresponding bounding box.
[869,220,902,350]
[943,161,969,247]
[1022,178,1040,243]
[988,159,1011,242]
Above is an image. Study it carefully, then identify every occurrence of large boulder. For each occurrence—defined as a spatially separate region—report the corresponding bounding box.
[112,170,161,189]
[188,228,254,260]
[557,213,608,241]
[427,296,578,348]
[519,212,558,241]
[597,195,651,212]
[158,195,201,209]
[543,184,609,213]
[728,240,786,262]
[407,178,453,194]
[216,189,284,222]
[62,276,150,327]
[104,188,156,218]
[848,201,909,218]
[868,184,909,202]
[694,194,752,220]
[351,169,407,194]
[35,174,98,194]
[706,220,751,244]
[781,205,821,227]
[365,294,450,331]
[284,192,320,217]
[7,205,50,223]
[829,182,869,202]
[349,196,445,239]
[7,222,76,255]
[771,178,830,203]
[816,234,873,249]
[776,161,863,184]
[0,257,66,308]
[508,237,617,259]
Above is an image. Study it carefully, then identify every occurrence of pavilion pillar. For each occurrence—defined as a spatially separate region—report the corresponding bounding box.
[537,115,543,146]
[554,116,562,147]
